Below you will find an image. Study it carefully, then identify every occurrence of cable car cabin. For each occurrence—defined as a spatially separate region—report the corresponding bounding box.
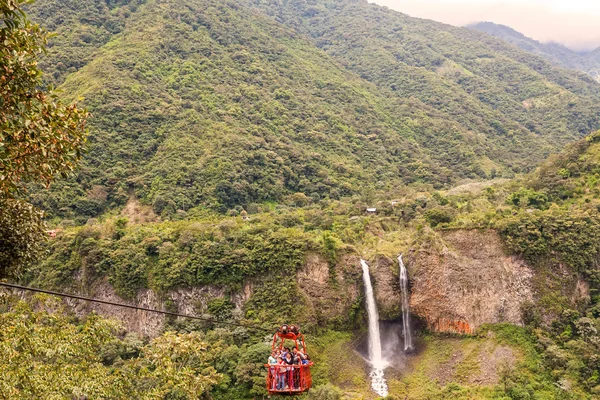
[265,324,313,395]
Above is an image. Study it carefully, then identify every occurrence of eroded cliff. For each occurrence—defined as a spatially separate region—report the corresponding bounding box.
[60,229,577,337]
[409,230,534,334]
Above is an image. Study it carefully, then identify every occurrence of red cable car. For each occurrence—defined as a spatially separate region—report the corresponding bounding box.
[265,324,313,395]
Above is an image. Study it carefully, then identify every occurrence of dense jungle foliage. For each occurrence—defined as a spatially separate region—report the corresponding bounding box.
[0,296,237,399]
[23,0,600,222]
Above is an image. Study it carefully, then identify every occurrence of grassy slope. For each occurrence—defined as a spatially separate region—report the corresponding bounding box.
[306,325,561,399]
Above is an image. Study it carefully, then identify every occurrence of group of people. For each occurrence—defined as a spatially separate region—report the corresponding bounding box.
[267,347,310,391]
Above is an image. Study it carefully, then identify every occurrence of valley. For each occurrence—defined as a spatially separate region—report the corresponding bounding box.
[2,0,600,399]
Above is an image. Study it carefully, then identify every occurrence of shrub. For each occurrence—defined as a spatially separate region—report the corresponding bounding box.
[305,383,343,400]
[507,188,548,209]
[423,208,453,227]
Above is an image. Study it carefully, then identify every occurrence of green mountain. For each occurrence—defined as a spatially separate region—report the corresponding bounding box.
[250,0,600,141]
[26,0,600,222]
[470,21,600,82]
[8,1,600,398]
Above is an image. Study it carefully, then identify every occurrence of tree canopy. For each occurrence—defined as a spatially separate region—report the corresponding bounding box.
[0,0,87,197]
[0,297,221,399]
[0,0,88,278]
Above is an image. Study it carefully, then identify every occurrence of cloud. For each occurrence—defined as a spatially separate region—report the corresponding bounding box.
[371,0,600,51]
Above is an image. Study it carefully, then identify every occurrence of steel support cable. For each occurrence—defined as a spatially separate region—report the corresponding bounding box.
[0,281,271,333]
[0,283,380,336]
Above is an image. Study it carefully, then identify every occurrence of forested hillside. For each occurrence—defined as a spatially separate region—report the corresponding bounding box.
[249,0,600,148]
[470,22,600,82]
[25,0,600,223]
[5,0,600,398]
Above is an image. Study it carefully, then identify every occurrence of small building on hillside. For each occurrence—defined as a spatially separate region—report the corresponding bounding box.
[366,207,377,214]
[240,210,250,221]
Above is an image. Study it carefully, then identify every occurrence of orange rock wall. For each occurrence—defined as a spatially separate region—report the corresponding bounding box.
[429,318,474,335]
[409,229,534,334]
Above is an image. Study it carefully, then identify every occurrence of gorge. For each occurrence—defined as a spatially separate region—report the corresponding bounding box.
[3,0,600,398]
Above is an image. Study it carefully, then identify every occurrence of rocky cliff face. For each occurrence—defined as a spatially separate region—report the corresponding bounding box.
[68,252,364,337]
[409,230,534,334]
[63,229,551,337]
[297,253,362,324]
[372,255,403,320]
[70,280,253,337]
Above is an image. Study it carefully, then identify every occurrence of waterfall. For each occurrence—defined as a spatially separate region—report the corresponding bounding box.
[398,255,413,351]
[360,259,388,397]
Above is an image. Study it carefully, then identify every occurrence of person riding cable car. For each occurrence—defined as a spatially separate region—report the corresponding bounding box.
[265,324,313,394]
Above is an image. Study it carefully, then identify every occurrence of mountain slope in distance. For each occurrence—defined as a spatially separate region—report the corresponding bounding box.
[28,0,481,219]
[26,0,600,221]
[470,21,600,82]
[249,0,600,143]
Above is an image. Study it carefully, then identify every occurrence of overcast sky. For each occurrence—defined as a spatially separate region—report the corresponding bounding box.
[370,0,600,51]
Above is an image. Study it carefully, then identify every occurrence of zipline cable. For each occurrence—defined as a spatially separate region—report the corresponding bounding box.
[0,282,271,333]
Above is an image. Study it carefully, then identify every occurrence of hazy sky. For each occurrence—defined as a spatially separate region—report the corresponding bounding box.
[371,0,600,51]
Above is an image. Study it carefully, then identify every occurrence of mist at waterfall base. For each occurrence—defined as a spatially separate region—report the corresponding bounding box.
[355,321,415,367]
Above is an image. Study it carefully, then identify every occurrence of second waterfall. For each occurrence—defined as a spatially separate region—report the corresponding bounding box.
[360,259,388,397]
[398,255,413,351]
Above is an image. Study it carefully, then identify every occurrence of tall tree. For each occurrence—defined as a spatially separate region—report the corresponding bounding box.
[0,0,88,277]
[1,0,88,195]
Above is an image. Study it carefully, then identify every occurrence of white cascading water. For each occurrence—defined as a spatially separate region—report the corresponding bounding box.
[360,259,389,397]
[398,255,413,351]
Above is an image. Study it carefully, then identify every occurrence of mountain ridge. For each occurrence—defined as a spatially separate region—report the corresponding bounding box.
[470,21,600,82]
